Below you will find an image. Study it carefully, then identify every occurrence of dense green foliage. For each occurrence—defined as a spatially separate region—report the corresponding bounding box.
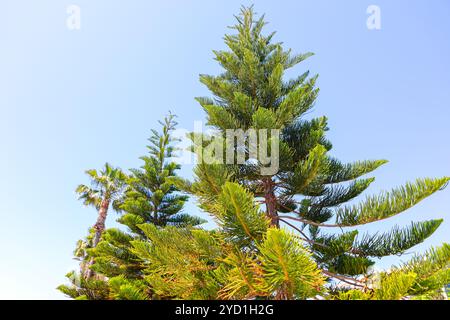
[58,115,204,299]
[59,6,449,300]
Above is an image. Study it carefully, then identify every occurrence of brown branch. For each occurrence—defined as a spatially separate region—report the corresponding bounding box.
[279,218,364,256]
[279,218,328,249]
[322,270,366,288]
[276,202,339,227]
[277,202,393,229]
[277,214,340,228]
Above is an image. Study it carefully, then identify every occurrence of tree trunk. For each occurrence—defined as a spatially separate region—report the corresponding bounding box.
[92,198,110,246]
[263,178,279,228]
[84,198,110,279]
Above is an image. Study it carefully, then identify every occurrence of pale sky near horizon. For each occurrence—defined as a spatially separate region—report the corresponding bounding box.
[0,0,449,299]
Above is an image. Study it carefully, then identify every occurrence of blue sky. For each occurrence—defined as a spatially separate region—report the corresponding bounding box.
[0,0,449,299]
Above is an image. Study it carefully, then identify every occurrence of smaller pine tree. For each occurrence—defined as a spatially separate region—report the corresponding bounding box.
[118,113,204,231]
[187,6,450,297]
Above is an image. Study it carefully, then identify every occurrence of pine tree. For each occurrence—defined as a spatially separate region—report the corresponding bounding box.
[179,6,449,297]
[118,114,203,231]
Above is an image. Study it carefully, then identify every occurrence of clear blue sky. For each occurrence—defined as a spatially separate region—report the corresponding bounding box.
[0,0,449,299]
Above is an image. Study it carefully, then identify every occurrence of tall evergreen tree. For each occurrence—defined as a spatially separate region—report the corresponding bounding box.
[182,6,449,294]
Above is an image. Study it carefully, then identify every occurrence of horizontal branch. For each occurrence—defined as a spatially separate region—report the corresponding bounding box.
[277,214,340,228]
[280,219,367,258]
[322,270,366,288]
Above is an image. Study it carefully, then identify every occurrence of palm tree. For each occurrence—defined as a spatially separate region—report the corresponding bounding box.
[76,163,127,277]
